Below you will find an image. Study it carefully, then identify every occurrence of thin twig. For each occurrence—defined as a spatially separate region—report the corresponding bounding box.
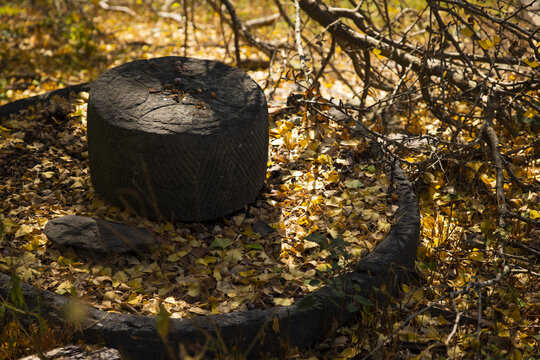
[481,92,509,227]
[476,283,483,347]
[445,297,462,345]
[98,0,138,17]
[294,0,311,84]
[220,0,241,65]
[313,36,336,85]
[183,0,189,56]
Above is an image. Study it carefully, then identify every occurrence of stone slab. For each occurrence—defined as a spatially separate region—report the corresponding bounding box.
[44,215,160,255]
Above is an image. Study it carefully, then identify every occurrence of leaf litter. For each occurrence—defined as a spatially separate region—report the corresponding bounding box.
[0,92,396,318]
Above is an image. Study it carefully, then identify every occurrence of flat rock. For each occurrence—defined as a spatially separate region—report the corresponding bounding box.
[44,215,160,254]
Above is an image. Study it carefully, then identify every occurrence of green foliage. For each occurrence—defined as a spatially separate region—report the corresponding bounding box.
[210,237,233,249]
[9,275,24,309]
[346,179,363,189]
[0,5,20,16]
[297,294,317,310]
[1,273,58,360]
[155,303,170,340]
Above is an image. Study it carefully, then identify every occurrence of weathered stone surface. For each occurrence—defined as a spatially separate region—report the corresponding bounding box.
[0,82,92,120]
[252,220,273,236]
[87,56,269,222]
[44,215,160,254]
[20,345,121,360]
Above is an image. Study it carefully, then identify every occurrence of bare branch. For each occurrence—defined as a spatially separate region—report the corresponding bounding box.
[245,13,281,29]
[481,93,510,227]
[98,0,138,17]
[219,0,242,64]
[294,0,311,83]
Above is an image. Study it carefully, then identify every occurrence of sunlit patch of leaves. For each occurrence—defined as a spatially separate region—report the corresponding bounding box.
[296,98,539,360]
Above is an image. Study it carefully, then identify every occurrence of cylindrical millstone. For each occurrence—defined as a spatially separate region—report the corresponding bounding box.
[87,57,268,221]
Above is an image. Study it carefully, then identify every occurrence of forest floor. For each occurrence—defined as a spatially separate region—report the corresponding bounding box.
[1,1,539,359]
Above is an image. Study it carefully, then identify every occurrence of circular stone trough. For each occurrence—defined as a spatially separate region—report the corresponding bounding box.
[87,57,269,222]
[0,161,419,359]
[0,79,420,360]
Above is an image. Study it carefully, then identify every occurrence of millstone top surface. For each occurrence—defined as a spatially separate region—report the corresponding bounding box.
[90,56,265,135]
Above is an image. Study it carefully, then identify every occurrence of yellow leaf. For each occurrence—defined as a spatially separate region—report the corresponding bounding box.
[447,345,463,357]
[103,291,117,300]
[171,235,187,242]
[361,209,373,221]
[317,154,332,164]
[239,269,255,277]
[127,279,142,289]
[436,315,450,325]
[524,108,538,118]
[283,131,293,149]
[423,172,436,184]
[411,289,424,301]
[273,297,293,306]
[316,263,332,272]
[24,236,41,251]
[70,180,83,188]
[426,325,440,339]
[510,349,523,360]
[497,322,510,337]
[55,280,73,295]
[530,210,540,219]
[460,27,474,37]
[508,307,521,323]
[326,170,340,183]
[213,268,222,281]
[163,222,174,231]
[18,267,33,282]
[14,224,33,238]
[167,251,187,262]
[478,38,494,50]
[187,283,200,297]
[469,250,484,261]
[242,226,255,238]
[195,256,217,266]
[372,47,385,60]
[328,227,339,238]
[2,218,15,234]
[338,347,356,358]
[126,292,141,305]
[523,58,539,68]
[113,270,128,283]
[480,173,494,186]
[223,249,243,263]
[493,35,501,45]
[42,171,55,178]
